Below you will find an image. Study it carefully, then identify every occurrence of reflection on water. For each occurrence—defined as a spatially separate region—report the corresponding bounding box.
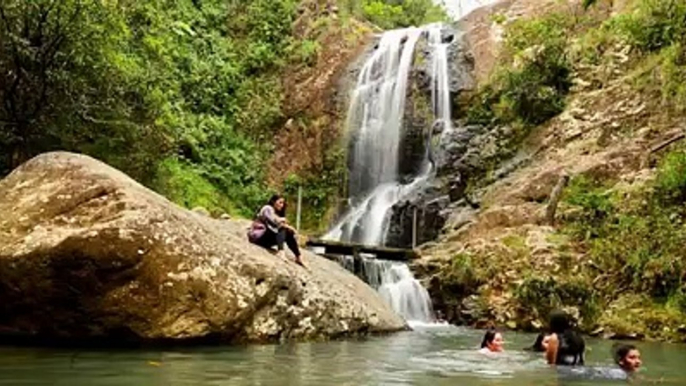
[0,325,682,385]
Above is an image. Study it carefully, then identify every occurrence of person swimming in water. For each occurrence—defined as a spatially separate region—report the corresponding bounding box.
[545,310,585,366]
[525,332,550,352]
[479,328,504,353]
[556,343,642,381]
[614,343,642,374]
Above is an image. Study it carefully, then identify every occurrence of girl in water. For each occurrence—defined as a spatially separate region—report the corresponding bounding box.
[479,329,505,353]
[526,332,550,352]
[545,310,585,366]
[557,343,643,381]
[614,344,642,374]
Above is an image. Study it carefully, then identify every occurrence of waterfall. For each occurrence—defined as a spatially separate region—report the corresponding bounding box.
[325,27,424,246]
[323,24,453,324]
[362,259,435,322]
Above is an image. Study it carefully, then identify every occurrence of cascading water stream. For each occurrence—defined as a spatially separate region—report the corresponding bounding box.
[324,24,453,324]
[325,27,424,246]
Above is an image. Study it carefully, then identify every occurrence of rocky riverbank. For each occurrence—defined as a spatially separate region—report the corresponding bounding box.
[411,0,686,342]
[0,152,406,345]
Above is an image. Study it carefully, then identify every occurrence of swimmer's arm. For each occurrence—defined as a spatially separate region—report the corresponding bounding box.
[546,333,559,365]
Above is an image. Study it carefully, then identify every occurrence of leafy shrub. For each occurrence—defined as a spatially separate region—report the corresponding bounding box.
[563,150,686,300]
[655,150,686,204]
[616,0,686,52]
[563,176,615,238]
[152,157,237,216]
[514,275,599,327]
[439,253,485,295]
[466,13,572,128]
[355,0,447,30]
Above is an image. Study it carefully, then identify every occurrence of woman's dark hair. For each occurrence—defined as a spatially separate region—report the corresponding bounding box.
[549,309,571,334]
[549,309,585,365]
[525,332,547,352]
[267,194,286,217]
[613,343,637,365]
[481,329,497,348]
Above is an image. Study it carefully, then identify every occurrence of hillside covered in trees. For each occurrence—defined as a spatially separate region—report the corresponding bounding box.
[0,0,444,228]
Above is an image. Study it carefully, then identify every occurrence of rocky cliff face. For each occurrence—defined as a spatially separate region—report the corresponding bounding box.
[384,25,480,248]
[411,0,686,341]
[0,152,406,344]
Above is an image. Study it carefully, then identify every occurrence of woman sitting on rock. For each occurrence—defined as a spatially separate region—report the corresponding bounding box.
[248,194,305,267]
[545,310,585,366]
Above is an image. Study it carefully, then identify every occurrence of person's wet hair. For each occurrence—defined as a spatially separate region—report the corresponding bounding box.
[481,329,497,349]
[525,332,547,352]
[613,343,637,365]
[549,309,572,334]
[548,309,585,365]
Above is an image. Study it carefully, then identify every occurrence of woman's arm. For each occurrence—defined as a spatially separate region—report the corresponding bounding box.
[260,206,283,228]
[546,333,559,365]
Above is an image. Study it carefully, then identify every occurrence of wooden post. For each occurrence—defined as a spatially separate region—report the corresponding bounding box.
[353,247,363,277]
[296,186,302,231]
[412,206,418,248]
[546,174,570,226]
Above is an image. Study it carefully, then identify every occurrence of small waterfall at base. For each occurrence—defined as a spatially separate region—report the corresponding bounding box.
[323,24,454,324]
[362,259,435,323]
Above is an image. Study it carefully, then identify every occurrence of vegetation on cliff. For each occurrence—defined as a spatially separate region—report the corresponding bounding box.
[0,0,444,231]
[428,0,686,341]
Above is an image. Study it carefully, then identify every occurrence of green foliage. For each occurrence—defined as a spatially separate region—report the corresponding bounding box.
[563,176,615,238]
[0,0,310,218]
[563,151,686,301]
[152,157,237,216]
[615,0,686,52]
[0,0,166,179]
[575,0,686,108]
[466,13,572,128]
[339,0,447,30]
[443,253,485,292]
[599,294,686,341]
[282,145,348,232]
[515,275,599,327]
[288,39,321,66]
[655,150,686,204]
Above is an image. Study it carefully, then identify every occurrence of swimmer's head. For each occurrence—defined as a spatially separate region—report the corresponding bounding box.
[614,344,642,373]
[481,329,504,352]
[528,332,550,352]
[549,310,572,334]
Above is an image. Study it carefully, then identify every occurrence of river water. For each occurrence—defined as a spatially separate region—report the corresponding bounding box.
[1,325,682,385]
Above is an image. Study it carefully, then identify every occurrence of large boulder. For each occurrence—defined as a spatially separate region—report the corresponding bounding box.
[0,152,406,344]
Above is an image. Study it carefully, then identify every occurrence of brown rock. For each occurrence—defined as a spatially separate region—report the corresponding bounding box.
[0,152,406,344]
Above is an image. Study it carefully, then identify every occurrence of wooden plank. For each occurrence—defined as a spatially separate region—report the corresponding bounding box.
[306,238,419,261]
